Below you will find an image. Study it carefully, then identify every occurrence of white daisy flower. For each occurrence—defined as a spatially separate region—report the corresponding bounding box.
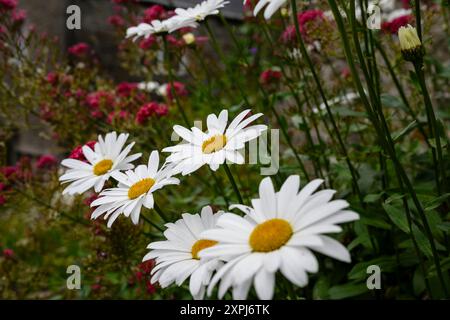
[162,109,267,175]
[251,0,288,20]
[174,0,230,23]
[200,175,360,300]
[59,132,141,195]
[90,151,179,228]
[126,17,197,41]
[144,206,224,299]
[137,81,160,92]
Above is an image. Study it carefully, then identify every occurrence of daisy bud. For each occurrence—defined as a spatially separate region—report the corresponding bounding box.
[182,32,196,45]
[398,24,424,63]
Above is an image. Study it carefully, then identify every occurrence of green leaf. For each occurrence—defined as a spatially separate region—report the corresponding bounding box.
[427,257,450,279]
[381,94,405,110]
[383,203,410,233]
[392,120,418,142]
[363,193,383,203]
[385,193,406,204]
[328,283,368,299]
[424,193,450,211]
[349,257,397,280]
[428,137,448,148]
[360,216,391,230]
[437,222,450,232]
[412,226,433,258]
[312,277,330,299]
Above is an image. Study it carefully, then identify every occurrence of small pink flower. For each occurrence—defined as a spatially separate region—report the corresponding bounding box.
[107,110,129,124]
[2,248,14,258]
[136,103,155,125]
[146,281,156,294]
[1,166,17,179]
[11,9,26,23]
[382,15,413,34]
[91,283,102,292]
[108,15,124,27]
[46,72,58,86]
[341,67,351,79]
[36,155,57,169]
[139,260,155,274]
[166,82,188,100]
[69,141,96,161]
[139,35,156,50]
[116,82,137,97]
[86,91,114,109]
[135,271,143,282]
[154,103,168,117]
[68,42,91,57]
[298,9,324,29]
[143,5,166,23]
[0,0,17,11]
[83,193,99,206]
[90,110,104,119]
[39,104,54,121]
[259,69,282,85]
[281,25,296,44]
[166,35,183,47]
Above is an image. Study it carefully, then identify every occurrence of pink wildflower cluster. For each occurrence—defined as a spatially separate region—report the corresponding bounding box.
[136,102,169,125]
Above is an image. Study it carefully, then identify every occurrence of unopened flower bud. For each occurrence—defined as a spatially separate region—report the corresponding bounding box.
[398,24,424,63]
[182,33,196,45]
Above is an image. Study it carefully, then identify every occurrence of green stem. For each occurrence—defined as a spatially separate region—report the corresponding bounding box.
[376,42,430,145]
[141,212,164,232]
[414,0,423,41]
[328,0,448,297]
[163,36,189,127]
[413,62,447,194]
[154,202,170,223]
[223,163,244,204]
[291,0,364,206]
[236,20,311,180]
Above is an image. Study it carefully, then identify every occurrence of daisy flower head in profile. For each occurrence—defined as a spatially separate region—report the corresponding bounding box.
[200,175,360,300]
[144,206,224,299]
[126,17,197,41]
[251,0,287,20]
[174,0,230,23]
[59,132,141,195]
[90,150,179,228]
[162,109,267,175]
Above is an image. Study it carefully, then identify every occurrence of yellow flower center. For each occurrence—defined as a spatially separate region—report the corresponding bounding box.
[128,178,155,200]
[191,239,218,260]
[93,159,113,176]
[249,219,293,252]
[202,135,227,154]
